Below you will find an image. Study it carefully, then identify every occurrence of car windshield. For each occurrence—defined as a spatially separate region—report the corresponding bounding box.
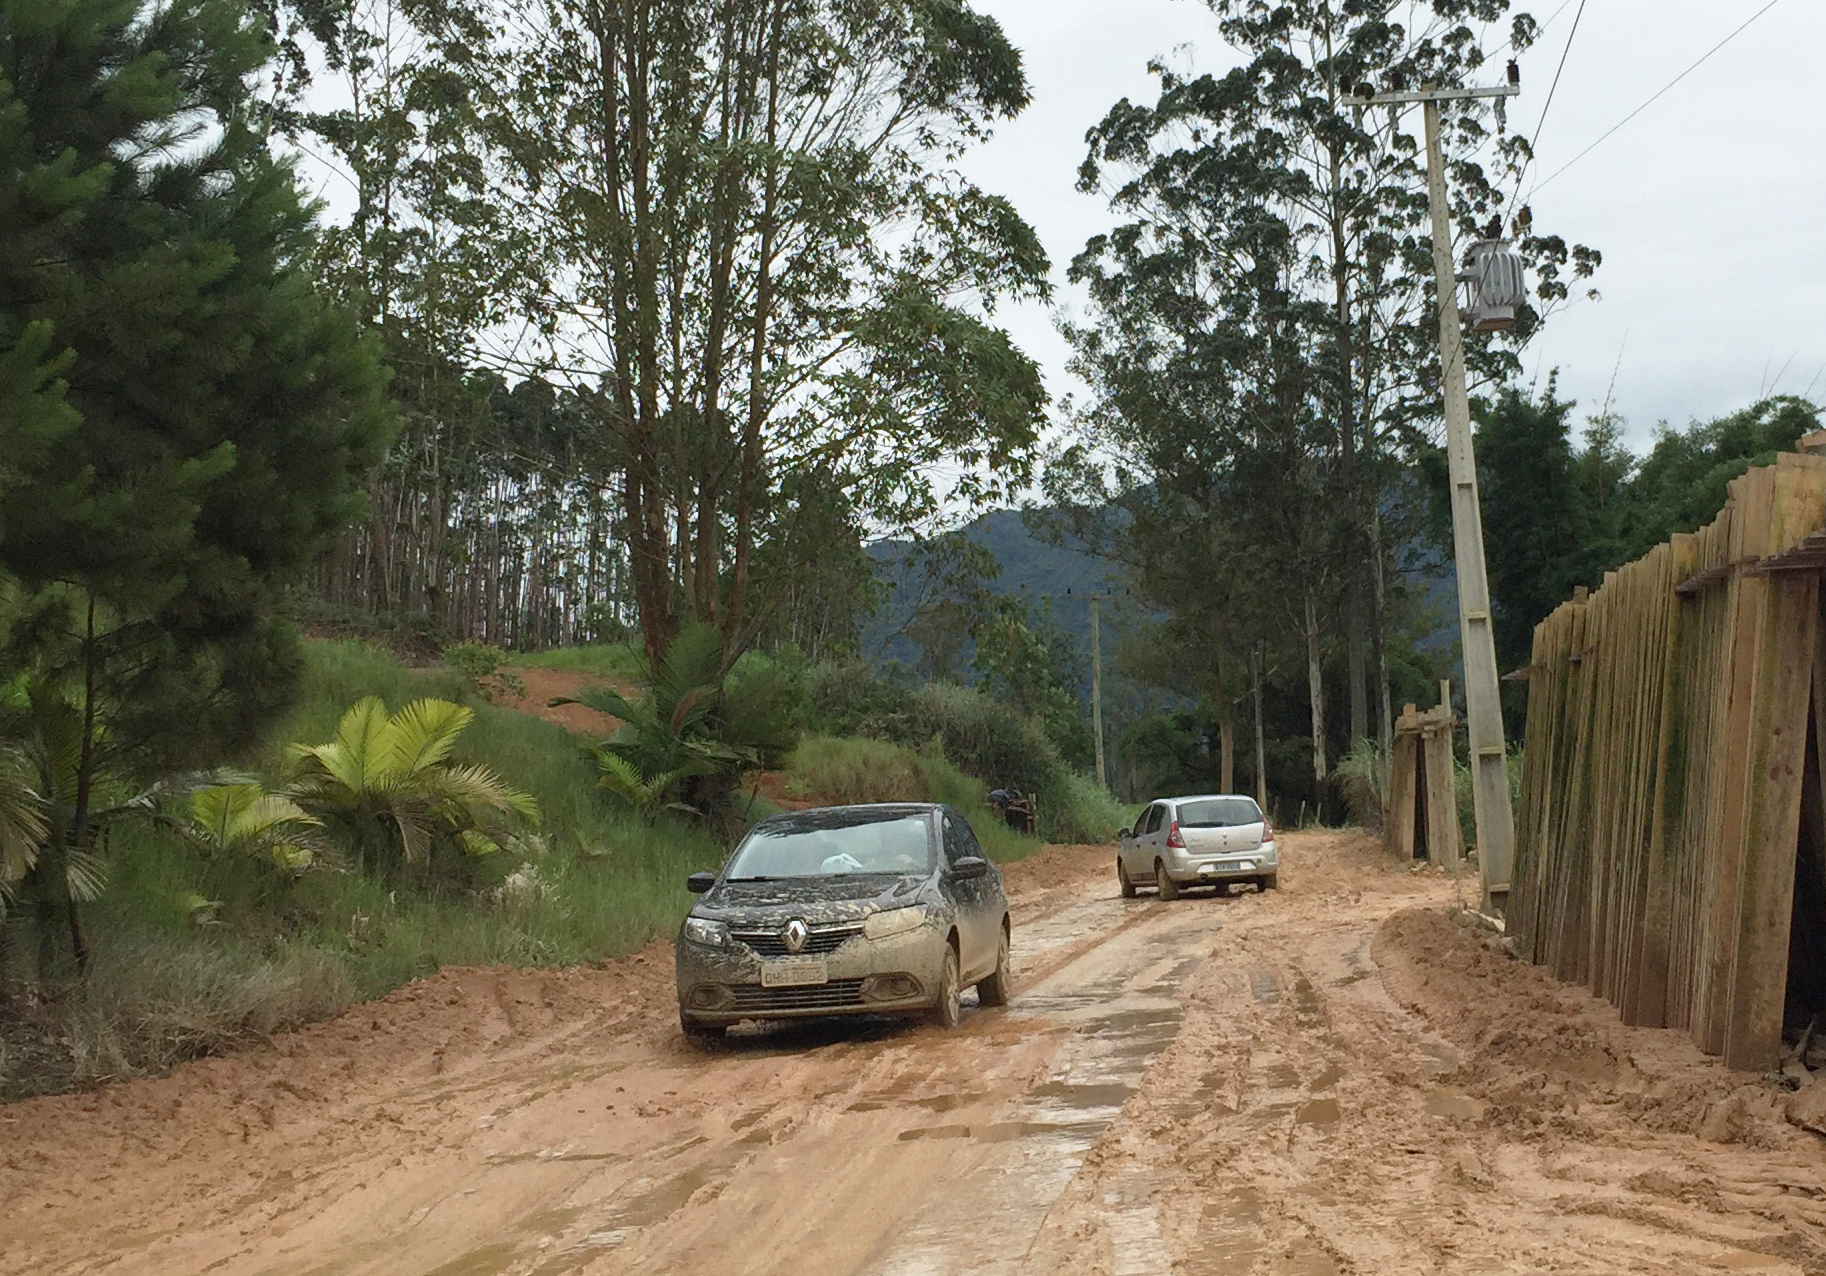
[724,811,934,879]
[1175,798,1262,828]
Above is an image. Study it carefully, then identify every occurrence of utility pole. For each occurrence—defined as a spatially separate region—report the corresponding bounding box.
[1351,77,1519,912]
[1089,598,1106,790]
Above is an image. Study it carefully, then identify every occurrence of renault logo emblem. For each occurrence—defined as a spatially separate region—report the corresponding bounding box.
[783,919,809,954]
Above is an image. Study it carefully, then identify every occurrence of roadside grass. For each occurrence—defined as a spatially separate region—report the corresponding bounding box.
[508,643,644,681]
[783,735,1047,865]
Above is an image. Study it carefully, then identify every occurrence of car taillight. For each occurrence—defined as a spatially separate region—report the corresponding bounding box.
[1166,821,1186,849]
[1260,820,1274,843]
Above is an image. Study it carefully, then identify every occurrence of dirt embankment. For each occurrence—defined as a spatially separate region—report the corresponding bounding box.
[497,666,629,737]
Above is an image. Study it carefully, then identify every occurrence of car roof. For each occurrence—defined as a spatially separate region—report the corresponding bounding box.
[1153,793,1259,804]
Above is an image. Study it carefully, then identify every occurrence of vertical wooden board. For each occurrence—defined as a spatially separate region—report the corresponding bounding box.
[1546,597,1594,978]
[1723,460,1826,1069]
[1671,510,1735,1029]
[1513,602,1568,957]
[1423,719,1462,872]
[1386,729,1419,861]
[1696,467,1777,1055]
[1626,534,1700,1027]
[1564,586,1608,987]
[1673,514,1736,1031]
[1618,549,1671,1010]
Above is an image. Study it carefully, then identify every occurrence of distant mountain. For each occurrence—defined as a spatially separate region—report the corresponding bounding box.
[865,503,1459,684]
[865,509,1118,673]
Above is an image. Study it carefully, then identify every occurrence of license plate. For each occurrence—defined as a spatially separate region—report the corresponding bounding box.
[760,959,828,987]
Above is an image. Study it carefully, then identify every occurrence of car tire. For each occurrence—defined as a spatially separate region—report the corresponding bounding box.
[932,942,963,1029]
[1259,873,1278,892]
[679,1010,725,1044]
[1155,860,1180,901]
[1117,857,1138,899]
[976,922,1012,1007]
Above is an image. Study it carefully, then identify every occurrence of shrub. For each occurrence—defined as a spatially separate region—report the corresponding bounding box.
[1335,739,1388,833]
[442,641,526,703]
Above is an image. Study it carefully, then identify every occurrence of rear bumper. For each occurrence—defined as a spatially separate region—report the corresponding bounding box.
[1161,842,1277,885]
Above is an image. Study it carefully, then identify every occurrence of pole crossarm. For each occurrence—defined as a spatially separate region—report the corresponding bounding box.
[1347,84,1519,106]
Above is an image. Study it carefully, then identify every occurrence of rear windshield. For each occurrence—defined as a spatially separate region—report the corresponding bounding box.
[1175,798,1262,828]
[725,811,934,879]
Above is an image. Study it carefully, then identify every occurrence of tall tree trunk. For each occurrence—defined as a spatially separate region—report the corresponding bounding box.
[722,0,783,645]
[1304,585,1328,801]
[1347,578,1369,749]
[1253,644,1268,812]
[1370,508,1394,758]
[66,595,97,976]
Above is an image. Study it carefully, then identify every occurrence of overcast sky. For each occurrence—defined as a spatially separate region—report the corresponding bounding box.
[952,0,1826,452]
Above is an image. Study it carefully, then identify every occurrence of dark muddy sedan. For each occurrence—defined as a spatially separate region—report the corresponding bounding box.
[675,803,1012,1041]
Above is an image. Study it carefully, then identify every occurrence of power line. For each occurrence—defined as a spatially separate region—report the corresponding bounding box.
[1533,0,1787,194]
[1524,0,1585,176]
[1500,0,1585,233]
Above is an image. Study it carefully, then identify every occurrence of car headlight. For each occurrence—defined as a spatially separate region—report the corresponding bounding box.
[864,906,926,941]
[682,916,729,948]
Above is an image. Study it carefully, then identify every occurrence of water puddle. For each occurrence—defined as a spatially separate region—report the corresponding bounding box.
[864,914,1216,1274]
[1309,1064,1345,1091]
[1425,1087,1487,1120]
[1296,1097,1341,1125]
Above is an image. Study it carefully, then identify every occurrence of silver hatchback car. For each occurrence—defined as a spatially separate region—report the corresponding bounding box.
[1118,793,1278,899]
[675,803,1012,1041]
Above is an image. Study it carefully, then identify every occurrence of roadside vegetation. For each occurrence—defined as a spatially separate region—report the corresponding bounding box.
[0,635,1115,1100]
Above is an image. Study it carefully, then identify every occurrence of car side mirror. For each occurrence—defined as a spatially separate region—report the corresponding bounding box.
[686,871,716,894]
[1118,828,1131,841]
[949,855,990,880]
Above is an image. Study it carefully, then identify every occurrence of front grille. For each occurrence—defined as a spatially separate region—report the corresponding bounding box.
[729,979,867,1013]
[731,924,862,958]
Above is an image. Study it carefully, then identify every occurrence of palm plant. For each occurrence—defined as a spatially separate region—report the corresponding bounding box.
[0,744,48,900]
[187,782,325,871]
[575,623,799,819]
[288,697,539,876]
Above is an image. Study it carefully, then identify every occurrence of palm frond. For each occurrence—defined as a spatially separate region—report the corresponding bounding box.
[384,699,474,781]
[325,696,392,793]
[394,808,432,865]
[64,847,107,902]
[434,763,540,822]
[0,749,47,887]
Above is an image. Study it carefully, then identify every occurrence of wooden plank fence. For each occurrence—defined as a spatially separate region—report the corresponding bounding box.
[1512,450,1826,1070]
[1385,700,1463,871]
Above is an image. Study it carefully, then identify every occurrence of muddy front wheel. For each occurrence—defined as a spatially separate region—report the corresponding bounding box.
[679,1011,725,1045]
[976,923,1012,1007]
[931,943,963,1028]
[1155,860,1180,901]
[1117,857,1138,899]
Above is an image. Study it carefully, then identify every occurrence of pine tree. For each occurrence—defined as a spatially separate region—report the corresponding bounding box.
[0,0,394,970]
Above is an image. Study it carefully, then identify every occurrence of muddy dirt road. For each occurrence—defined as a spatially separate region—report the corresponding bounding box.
[4,832,1824,1275]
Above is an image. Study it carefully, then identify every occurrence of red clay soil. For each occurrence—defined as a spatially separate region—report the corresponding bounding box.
[496,666,629,738]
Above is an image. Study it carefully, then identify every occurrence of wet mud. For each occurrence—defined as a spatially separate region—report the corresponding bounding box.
[4,833,1824,1276]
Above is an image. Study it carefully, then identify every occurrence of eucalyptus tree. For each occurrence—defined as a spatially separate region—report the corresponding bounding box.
[1053,0,1597,787]
[485,0,1052,663]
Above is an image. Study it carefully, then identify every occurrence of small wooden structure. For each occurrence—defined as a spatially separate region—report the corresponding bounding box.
[1385,700,1463,871]
[1513,451,1826,1071]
